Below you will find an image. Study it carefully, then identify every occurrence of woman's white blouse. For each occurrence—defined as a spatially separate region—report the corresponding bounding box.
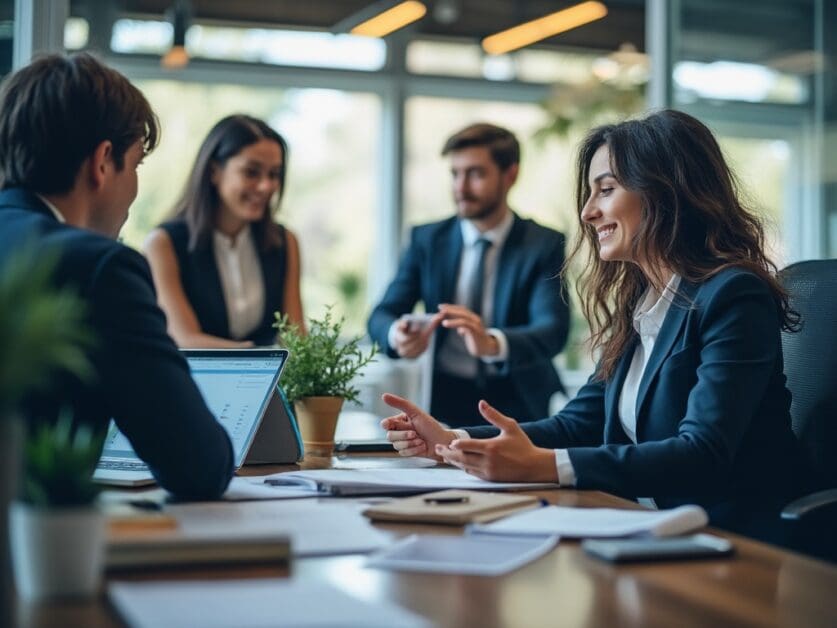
[212,226,265,340]
[555,275,682,503]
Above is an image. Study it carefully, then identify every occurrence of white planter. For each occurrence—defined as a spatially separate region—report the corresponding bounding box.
[9,502,106,600]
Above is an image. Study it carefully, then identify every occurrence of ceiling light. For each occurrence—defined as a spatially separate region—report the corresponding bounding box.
[482,1,608,56]
[161,0,190,69]
[337,1,427,39]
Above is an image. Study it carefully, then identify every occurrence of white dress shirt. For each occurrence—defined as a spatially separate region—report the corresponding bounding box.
[36,194,66,223]
[213,226,265,340]
[388,212,514,372]
[553,274,681,503]
[426,212,513,378]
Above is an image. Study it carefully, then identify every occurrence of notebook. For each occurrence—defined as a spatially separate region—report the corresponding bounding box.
[93,349,297,486]
[107,530,291,569]
[363,489,544,525]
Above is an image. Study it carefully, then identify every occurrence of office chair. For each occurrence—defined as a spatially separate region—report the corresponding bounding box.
[779,259,837,563]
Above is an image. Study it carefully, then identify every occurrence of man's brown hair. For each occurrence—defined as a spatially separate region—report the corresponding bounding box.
[441,123,520,170]
[0,52,159,195]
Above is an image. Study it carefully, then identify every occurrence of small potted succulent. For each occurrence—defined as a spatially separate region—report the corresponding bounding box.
[274,306,376,457]
[9,414,106,600]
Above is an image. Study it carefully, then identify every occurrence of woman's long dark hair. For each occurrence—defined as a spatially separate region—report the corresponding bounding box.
[173,114,289,251]
[567,109,798,381]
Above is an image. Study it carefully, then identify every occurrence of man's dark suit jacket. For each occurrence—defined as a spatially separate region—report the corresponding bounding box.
[368,213,569,421]
[0,189,234,500]
[468,268,805,537]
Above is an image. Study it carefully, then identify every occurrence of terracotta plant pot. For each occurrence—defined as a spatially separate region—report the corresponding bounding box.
[293,396,344,457]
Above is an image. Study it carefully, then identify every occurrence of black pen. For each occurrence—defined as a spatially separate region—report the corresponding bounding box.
[424,496,469,504]
[128,499,163,511]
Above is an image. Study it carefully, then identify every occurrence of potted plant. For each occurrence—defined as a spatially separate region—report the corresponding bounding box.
[10,414,106,600]
[274,306,377,457]
[0,245,92,613]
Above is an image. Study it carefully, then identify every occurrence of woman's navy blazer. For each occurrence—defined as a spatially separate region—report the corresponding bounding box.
[470,268,804,532]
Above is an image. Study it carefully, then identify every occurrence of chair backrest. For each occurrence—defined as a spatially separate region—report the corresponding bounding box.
[780,260,837,488]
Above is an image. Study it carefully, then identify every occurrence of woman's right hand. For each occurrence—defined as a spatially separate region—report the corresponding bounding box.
[380,393,456,460]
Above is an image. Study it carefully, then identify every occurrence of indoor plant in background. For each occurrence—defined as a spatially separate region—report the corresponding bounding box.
[274,306,377,456]
[0,244,92,615]
[9,414,106,600]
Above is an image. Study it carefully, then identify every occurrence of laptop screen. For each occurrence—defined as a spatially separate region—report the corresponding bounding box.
[100,349,288,466]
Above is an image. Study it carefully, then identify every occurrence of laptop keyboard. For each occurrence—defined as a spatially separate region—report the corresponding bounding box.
[98,460,149,472]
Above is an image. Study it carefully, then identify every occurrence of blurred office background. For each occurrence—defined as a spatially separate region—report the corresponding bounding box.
[3,0,835,412]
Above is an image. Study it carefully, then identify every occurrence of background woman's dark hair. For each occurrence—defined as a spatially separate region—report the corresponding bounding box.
[0,52,158,194]
[566,109,798,380]
[173,114,289,251]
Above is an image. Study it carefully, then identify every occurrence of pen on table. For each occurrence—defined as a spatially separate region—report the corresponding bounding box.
[423,496,469,505]
[128,499,163,511]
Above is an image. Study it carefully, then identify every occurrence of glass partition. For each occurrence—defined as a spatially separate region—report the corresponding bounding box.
[0,1,12,78]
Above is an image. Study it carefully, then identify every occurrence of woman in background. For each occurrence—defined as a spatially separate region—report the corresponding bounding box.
[145,114,304,347]
[381,109,803,543]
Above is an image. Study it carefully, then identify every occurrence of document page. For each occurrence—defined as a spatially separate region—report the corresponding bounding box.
[110,579,431,628]
[469,505,709,538]
[366,533,558,576]
[261,467,558,495]
[223,477,320,501]
[166,499,392,556]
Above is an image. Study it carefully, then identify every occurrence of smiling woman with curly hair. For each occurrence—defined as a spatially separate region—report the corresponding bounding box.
[380,109,805,546]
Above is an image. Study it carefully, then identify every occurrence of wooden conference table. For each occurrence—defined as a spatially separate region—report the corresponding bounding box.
[20,454,837,628]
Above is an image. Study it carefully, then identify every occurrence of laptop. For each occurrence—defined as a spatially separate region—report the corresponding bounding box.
[94,348,301,487]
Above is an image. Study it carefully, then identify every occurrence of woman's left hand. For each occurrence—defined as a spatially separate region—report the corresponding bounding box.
[435,400,559,483]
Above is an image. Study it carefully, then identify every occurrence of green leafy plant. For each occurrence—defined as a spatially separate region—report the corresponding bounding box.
[273,306,377,404]
[0,243,93,418]
[21,411,103,508]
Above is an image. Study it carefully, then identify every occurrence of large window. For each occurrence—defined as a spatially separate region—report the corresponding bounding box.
[123,81,380,335]
[666,0,835,263]
[404,96,578,235]
[716,136,792,267]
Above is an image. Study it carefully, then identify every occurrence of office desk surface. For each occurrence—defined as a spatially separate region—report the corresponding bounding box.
[19,456,837,628]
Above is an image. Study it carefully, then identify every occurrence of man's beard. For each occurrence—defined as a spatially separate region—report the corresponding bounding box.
[456,192,502,221]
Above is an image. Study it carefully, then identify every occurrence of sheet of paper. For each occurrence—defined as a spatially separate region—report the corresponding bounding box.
[261,467,558,495]
[330,456,437,470]
[366,533,558,576]
[469,505,708,538]
[165,498,392,556]
[223,476,321,500]
[109,579,431,628]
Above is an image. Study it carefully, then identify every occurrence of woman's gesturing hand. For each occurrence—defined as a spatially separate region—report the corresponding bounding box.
[436,400,559,483]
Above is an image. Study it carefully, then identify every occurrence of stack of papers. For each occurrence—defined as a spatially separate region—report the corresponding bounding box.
[469,504,709,538]
[259,467,558,496]
[109,579,430,628]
